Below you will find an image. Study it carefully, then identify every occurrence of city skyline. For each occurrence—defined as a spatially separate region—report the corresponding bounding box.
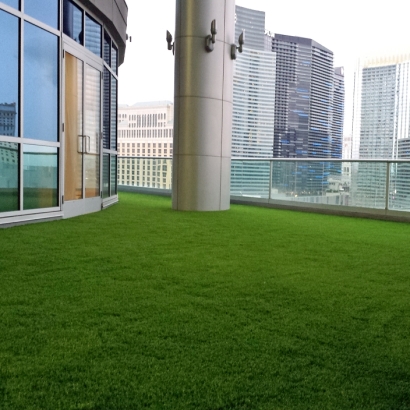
[119,0,410,137]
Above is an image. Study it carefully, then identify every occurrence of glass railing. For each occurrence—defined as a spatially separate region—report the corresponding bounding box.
[118,157,410,213]
[117,157,173,190]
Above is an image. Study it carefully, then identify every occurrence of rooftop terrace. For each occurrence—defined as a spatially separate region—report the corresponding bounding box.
[1,192,410,409]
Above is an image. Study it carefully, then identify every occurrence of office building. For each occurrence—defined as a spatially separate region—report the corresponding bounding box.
[0,103,17,137]
[117,101,173,189]
[351,54,410,208]
[352,54,410,159]
[231,6,276,197]
[266,34,343,159]
[263,33,344,196]
[0,0,127,224]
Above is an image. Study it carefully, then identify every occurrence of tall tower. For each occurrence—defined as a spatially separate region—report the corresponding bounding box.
[268,34,341,159]
[265,34,344,196]
[230,6,276,197]
[351,54,410,208]
[232,6,275,159]
[352,54,410,160]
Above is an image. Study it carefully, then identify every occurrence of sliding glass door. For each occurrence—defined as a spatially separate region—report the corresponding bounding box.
[64,47,102,217]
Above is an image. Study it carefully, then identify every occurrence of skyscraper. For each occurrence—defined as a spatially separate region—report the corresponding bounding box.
[266,34,343,159]
[231,6,276,196]
[352,54,410,160]
[351,54,410,208]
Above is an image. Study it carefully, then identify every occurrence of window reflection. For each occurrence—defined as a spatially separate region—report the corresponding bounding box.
[1,0,19,9]
[23,144,58,210]
[103,68,110,149]
[110,76,117,150]
[104,32,111,66]
[63,0,83,45]
[111,44,118,74]
[24,22,58,142]
[110,155,117,196]
[0,142,19,212]
[103,154,109,198]
[0,10,19,137]
[25,0,58,29]
[85,14,101,57]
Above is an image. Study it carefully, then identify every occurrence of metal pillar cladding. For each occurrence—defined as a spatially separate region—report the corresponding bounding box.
[172,0,235,211]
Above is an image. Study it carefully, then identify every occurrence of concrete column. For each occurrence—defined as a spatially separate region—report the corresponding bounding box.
[172,0,235,211]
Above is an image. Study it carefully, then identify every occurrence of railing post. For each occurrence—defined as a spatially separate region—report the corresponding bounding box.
[268,160,273,200]
[385,161,390,211]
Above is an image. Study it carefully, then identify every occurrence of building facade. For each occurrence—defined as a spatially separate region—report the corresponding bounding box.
[0,0,127,225]
[231,6,276,197]
[351,54,410,208]
[352,54,410,160]
[266,34,343,159]
[263,33,344,196]
[118,101,174,189]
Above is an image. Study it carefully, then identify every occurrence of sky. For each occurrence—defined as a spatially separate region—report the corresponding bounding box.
[118,0,410,135]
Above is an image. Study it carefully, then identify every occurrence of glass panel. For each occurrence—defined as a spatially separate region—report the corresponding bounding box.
[111,44,118,74]
[110,75,117,150]
[102,153,109,198]
[389,163,410,211]
[0,142,19,212]
[350,162,386,209]
[23,144,58,210]
[24,22,58,142]
[25,0,58,29]
[103,68,110,149]
[63,0,83,45]
[0,11,19,137]
[231,160,270,198]
[64,53,83,201]
[84,64,100,198]
[85,13,101,57]
[117,158,172,190]
[110,155,117,195]
[1,0,19,9]
[103,32,110,66]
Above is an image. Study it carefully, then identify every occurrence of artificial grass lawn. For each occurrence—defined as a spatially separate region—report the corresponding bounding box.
[1,193,410,409]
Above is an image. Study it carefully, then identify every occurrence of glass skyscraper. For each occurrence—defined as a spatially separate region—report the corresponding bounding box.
[352,55,410,160]
[351,55,410,208]
[266,34,343,159]
[231,6,276,197]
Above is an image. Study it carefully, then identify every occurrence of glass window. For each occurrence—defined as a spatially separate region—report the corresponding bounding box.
[110,155,117,196]
[1,0,19,10]
[103,32,111,66]
[111,43,118,74]
[85,14,101,57]
[25,0,58,29]
[0,142,19,213]
[102,153,109,198]
[63,0,83,45]
[110,75,117,150]
[23,144,58,210]
[103,68,110,149]
[0,11,19,137]
[24,22,58,142]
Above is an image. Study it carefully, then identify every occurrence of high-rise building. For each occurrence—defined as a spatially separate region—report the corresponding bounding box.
[232,7,275,159]
[266,34,343,159]
[352,54,410,159]
[0,103,17,137]
[231,6,276,197]
[351,54,410,208]
[234,6,265,52]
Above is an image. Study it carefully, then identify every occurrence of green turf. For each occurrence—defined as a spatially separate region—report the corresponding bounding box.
[1,192,410,409]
